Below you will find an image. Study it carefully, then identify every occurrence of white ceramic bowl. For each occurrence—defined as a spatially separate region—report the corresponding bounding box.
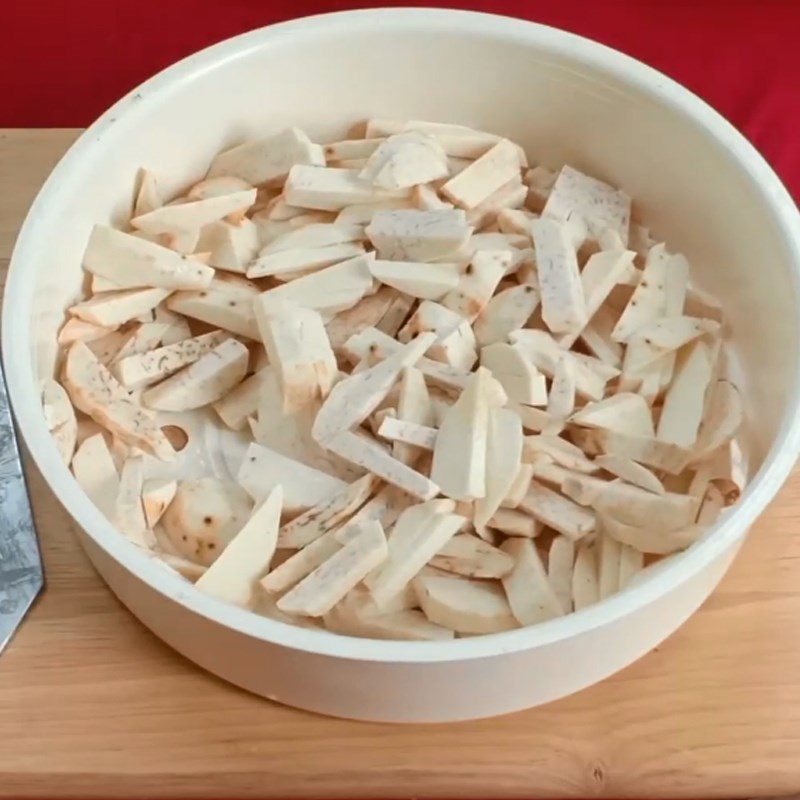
[4,9,800,722]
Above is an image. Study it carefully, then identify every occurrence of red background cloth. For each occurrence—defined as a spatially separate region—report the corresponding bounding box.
[3,1,799,199]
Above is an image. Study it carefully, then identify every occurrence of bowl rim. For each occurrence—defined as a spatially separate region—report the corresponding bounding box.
[4,7,800,664]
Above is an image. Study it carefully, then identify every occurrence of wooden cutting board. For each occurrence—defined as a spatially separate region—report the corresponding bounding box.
[1,129,799,799]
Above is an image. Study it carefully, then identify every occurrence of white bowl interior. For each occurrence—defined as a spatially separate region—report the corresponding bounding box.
[5,12,800,677]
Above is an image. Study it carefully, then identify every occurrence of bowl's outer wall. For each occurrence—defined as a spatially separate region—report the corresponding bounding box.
[81,527,743,722]
[4,10,800,721]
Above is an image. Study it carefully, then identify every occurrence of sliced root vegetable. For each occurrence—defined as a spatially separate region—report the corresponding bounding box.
[42,379,77,465]
[415,575,518,634]
[510,329,606,400]
[196,218,259,273]
[598,534,621,599]
[369,259,460,300]
[132,189,256,236]
[257,253,373,314]
[618,544,644,589]
[600,512,707,555]
[115,330,230,389]
[69,287,171,328]
[212,369,266,431]
[115,457,153,548]
[366,208,472,262]
[323,430,439,501]
[562,469,694,520]
[187,175,254,203]
[527,454,581,488]
[332,484,415,545]
[430,533,514,578]
[134,169,161,216]
[161,478,253,565]
[335,198,415,225]
[507,401,562,433]
[595,454,665,495]
[542,165,631,246]
[247,241,366,280]
[324,137,385,161]
[474,407,522,530]
[377,417,438,451]
[465,179,528,230]
[109,321,170,365]
[236,442,347,514]
[142,478,177,529]
[442,249,508,319]
[367,502,466,607]
[71,432,119,520]
[393,366,434,465]
[359,131,449,189]
[83,225,213,290]
[376,290,415,337]
[249,369,356,480]
[325,286,401,351]
[523,434,596,474]
[500,537,563,625]
[167,276,260,340]
[558,248,635,349]
[572,543,599,610]
[480,342,547,406]
[285,165,410,211]
[195,486,283,608]
[312,332,434,444]
[414,183,454,211]
[440,139,524,210]
[518,480,596,541]
[278,521,388,616]
[570,392,655,437]
[399,300,477,370]
[431,368,493,501]
[501,463,535,509]
[278,473,378,548]
[488,507,541,537]
[656,339,714,447]
[208,128,325,185]
[547,356,576,420]
[692,380,744,461]
[579,306,623,368]
[473,284,539,346]
[261,532,342,595]
[497,207,537,236]
[58,318,116,346]
[255,298,338,413]
[623,316,720,371]
[569,427,691,474]
[611,244,673,341]
[697,483,725,525]
[142,338,248,412]
[471,231,530,252]
[259,222,364,255]
[531,216,587,335]
[548,535,575,613]
[524,165,557,211]
[63,342,174,461]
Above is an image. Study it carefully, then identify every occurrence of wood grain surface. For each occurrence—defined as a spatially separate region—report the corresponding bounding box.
[0,129,799,800]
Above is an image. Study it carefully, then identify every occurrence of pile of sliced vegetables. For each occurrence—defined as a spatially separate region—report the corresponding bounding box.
[44,119,744,640]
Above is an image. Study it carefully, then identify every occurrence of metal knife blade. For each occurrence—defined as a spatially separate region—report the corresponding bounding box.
[0,360,43,652]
